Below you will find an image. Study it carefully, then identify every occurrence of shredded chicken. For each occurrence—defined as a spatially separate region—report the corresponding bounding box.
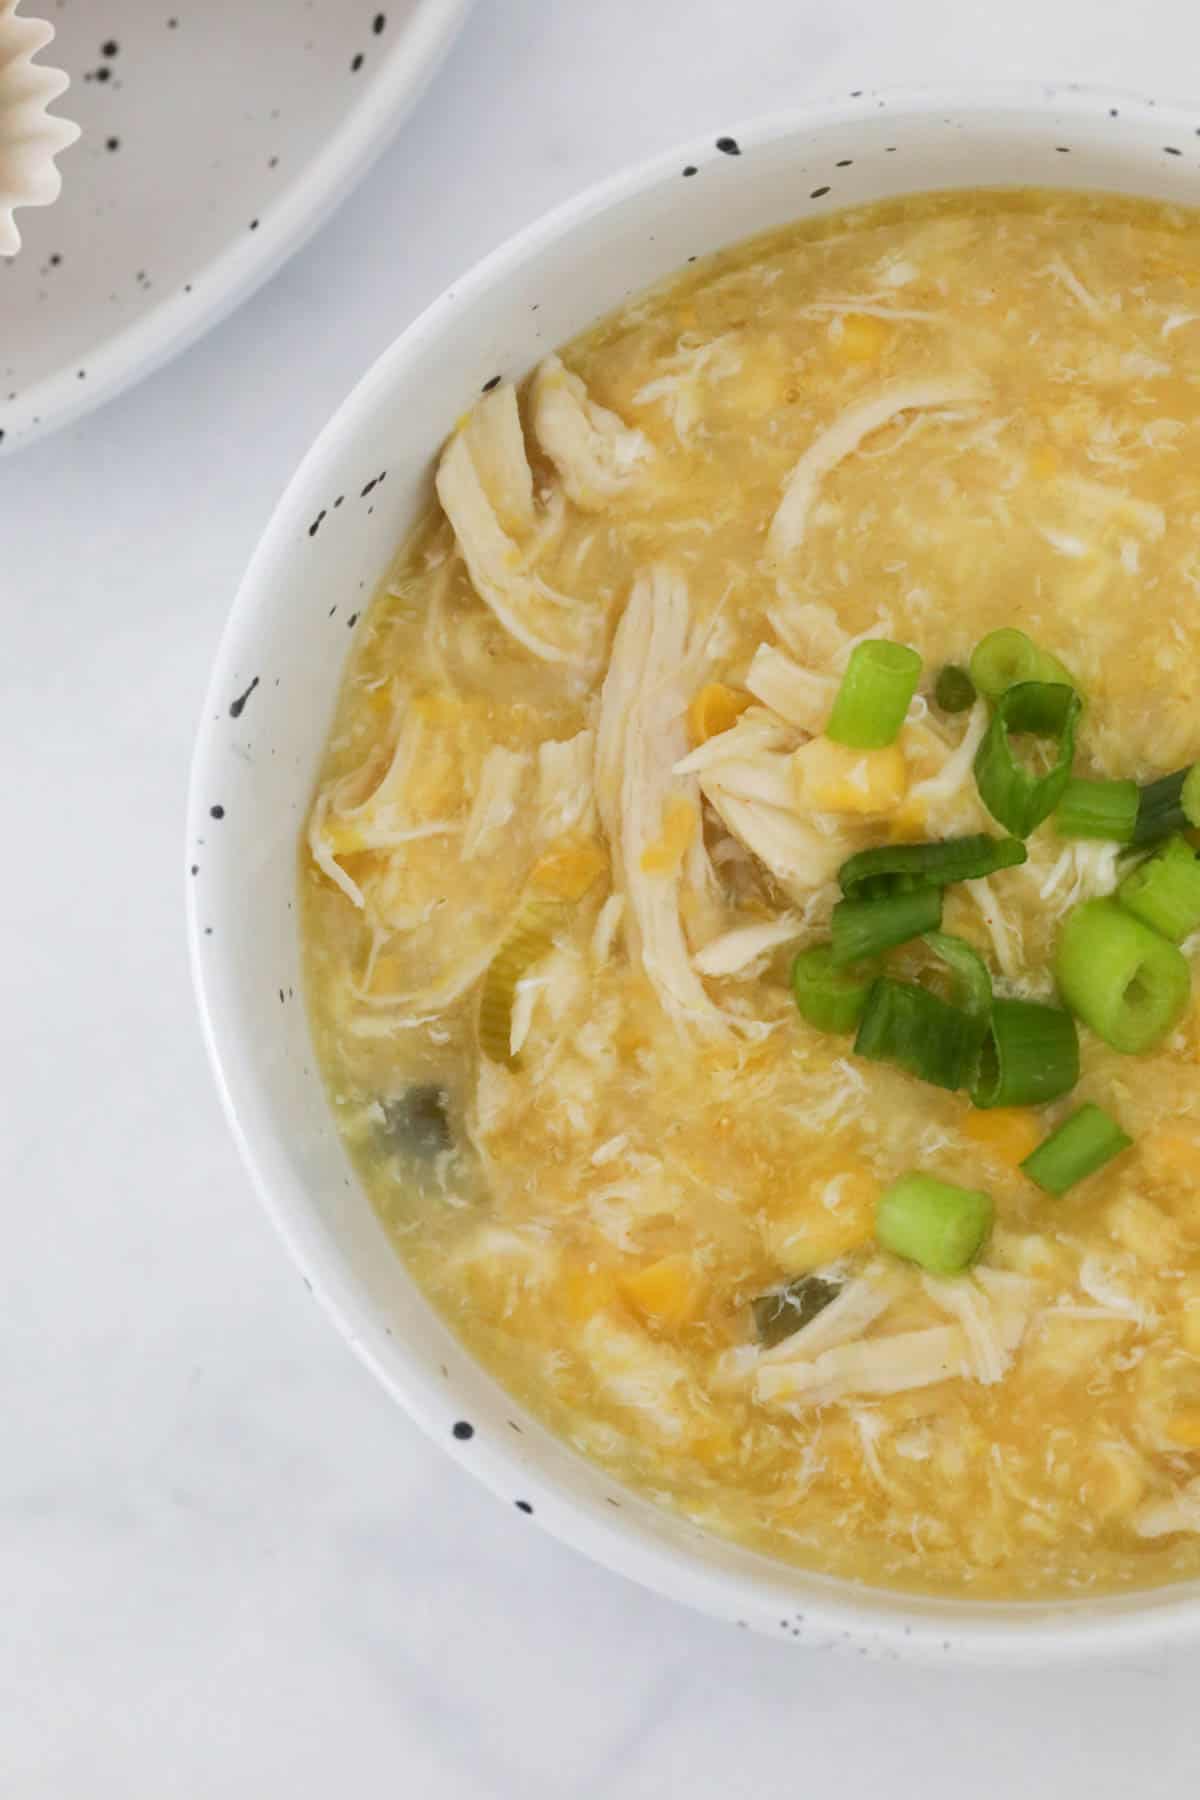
[744,644,834,733]
[594,565,733,1034]
[756,1325,970,1407]
[531,354,653,510]
[537,729,599,838]
[1134,1478,1200,1540]
[698,752,848,900]
[463,746,529,858]
[758,1266,906,1366]
[692,913,804,978]
[767,376,987,560]
[436,383,586,664]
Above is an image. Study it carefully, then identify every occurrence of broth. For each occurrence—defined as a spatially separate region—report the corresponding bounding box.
[301,189,1200,1597]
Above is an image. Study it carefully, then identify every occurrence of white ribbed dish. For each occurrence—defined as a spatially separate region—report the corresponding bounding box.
[0,0,470,455]
[0,2,78,257]
[190,82,1200,1665]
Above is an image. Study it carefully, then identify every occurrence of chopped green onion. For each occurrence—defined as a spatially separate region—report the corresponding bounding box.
[830,885,942,965]
[854,977,978,1090]
[1184,766,1200,829]
[1130,766,1199,847]
[876,1173,994,1274]
[934,664,976,714]
[1021,1103,1133,1196]
[973,681,1082,838]
[825,640,923,749]
[838,833,1027,901]
[752,1275,841,1348]
[922,931,993,1018]
[791,946,878,1033]
[969,628,1074,700]
[970,998,1079,1109]
[1055,898,1191,1054]
[1054,777,1139,843]
[1117,836,1200,943]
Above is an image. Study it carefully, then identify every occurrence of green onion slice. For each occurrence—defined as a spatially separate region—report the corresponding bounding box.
[1056,898,1192,1053]
[825,640,923,750]
[838,833,1026,901]
[969,628,1074,700]
[1117,835,1200,944]
[1021,1103,1133,1197]
[478,897,572,1064]
[1184,765,1200,830]
[1131,766,1199,848]
[876,1173,994,1274]
[791,946,878,1033]
[752,1275,842,1348]
[973,681,1082,838]
[830,885,942,966]
[922,931,993,1018]
[854,977,978,1090]
[1054,777,1139,844]
[970,998,1079,1109]
[934,664,976,714]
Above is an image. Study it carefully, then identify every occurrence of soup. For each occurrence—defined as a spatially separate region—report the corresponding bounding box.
[301,189,1200,1598]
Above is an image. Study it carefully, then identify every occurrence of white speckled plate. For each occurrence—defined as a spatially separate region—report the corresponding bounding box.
[0,0,470,454]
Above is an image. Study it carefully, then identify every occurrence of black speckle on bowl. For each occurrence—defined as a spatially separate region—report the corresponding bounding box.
[514,1500,533,1515]
[229,676,259,719]
[308,510,327,538]
[682,165,697,177]
[810,185,831,198]
[715,135,740,156]
[209,804,225,820]
[452,1420,475,1441]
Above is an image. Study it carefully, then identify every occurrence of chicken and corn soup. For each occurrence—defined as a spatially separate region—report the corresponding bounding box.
[302,189,1200,1597]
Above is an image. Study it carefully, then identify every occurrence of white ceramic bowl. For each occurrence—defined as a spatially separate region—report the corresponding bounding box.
[189,82,1200,1663]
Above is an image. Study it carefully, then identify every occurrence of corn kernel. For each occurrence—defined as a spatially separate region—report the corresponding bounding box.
[833,312,890,363]
[1028,444,1060,480]
[1107,1192,1179,1266]
[1143,1129,1200,1183]
[887,800,929,842]
[769,1169,879,1274]
[687,682,751,746]
[1166,1410,1200,1450]
[560,1266,619,1324]
[1180,1275,1200,1355]
[411,691,468,724]
[322,818,368,856]
[688,1422,737,1465]
[963,1108,1043,1168]
[621,1254,703,1327]
[640,796,698,874]
[366,953,405,996]
[530,837,608,901]
[793,736,908,816]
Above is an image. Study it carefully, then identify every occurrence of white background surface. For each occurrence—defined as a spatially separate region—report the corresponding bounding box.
[6,2,1200,1792]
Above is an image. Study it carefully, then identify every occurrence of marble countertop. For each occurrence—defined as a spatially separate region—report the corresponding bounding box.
[7,1,1200,1791]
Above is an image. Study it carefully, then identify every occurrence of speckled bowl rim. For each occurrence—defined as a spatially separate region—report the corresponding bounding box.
[190,79,1200,1665]
[1,0,471,455]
